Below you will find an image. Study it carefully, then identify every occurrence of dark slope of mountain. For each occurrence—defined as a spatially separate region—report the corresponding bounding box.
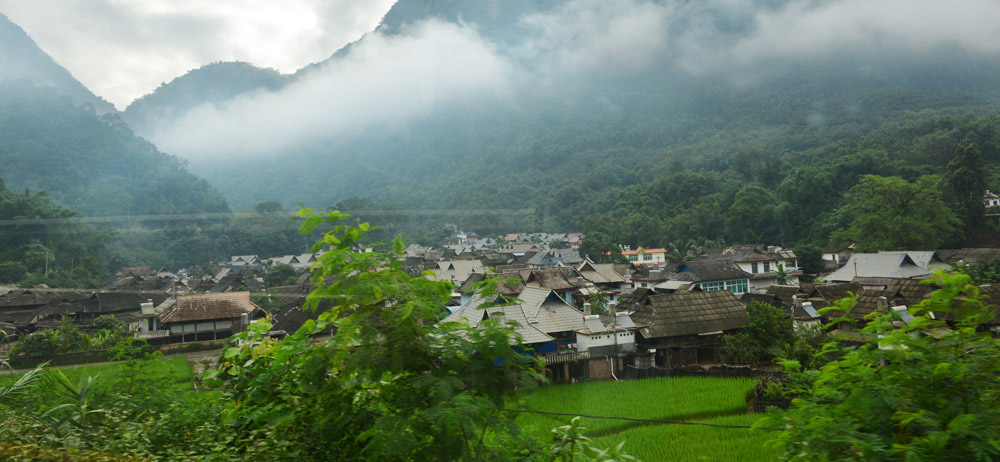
[0,12,115,113]
[122,61,288,135]
[0,80,230,217]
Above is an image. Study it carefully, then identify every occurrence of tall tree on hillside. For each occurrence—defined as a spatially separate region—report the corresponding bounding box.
[579,232,626,264]
[944,142,987,239]
[726,185,782,244]
[832,175,960,252]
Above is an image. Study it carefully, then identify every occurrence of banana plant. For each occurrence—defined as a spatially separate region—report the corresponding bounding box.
[37,370,105,438]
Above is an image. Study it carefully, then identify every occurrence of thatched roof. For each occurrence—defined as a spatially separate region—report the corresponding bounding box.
[159,292,258,323]
[632,291,749,339]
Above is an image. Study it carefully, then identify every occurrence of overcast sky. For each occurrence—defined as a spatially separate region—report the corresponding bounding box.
[0,0,396,109]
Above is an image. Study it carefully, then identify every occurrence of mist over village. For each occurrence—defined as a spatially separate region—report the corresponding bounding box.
[2,1,1000,460]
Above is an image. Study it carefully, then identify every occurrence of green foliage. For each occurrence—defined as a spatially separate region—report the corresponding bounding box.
[579,232,626,264]
[954,258,1000,285]
[763,273,1000,461]
[550,417,638,462]
[722,301,795,366]
[0,180,114,287]
[254,201,284,214]
[204,210,544,460]
[8,330,59,359]
[832,175,960,251]
[250,290,290,315]
[262,263,296,287]
[664,238,703,267]
[945,142,987,237]
[794,244,825,273]
[92,315,125,333]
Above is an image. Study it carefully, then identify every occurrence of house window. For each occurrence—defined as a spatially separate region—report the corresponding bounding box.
[643,254,652,261]
[764,262,771,273]
[700,281,724,292]
[751,263,758,273]
[725,279,748,294]
[628,255,638,262]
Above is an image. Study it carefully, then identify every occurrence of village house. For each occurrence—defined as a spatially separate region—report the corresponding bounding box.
[621,246,668,266]
[822,245,854,266]
[822,252,948,283]
[136,292,262,343]
[627,291,749,368]
[574,260,634,308]
[659,260,752,295]
[442,287,638,383]
[938,248,1000,265]
[526,248,583,269]
[431,260,486,285]
[700,244,800,291]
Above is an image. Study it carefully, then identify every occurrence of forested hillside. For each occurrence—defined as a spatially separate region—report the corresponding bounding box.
[0,81,230,218]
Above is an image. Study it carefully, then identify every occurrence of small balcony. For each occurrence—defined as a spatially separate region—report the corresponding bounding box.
[543,350,590,365]
[134,330,170,339]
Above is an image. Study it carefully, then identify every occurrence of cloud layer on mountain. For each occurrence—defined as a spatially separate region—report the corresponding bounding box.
[134,0,1000,160]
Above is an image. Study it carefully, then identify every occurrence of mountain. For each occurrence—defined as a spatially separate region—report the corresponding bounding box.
[0,12,115,114]
[123,61,288,136]
[114,0,1000,247]
[0,80,230,217]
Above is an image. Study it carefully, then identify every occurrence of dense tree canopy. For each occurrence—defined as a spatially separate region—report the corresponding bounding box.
[832,175,960,252]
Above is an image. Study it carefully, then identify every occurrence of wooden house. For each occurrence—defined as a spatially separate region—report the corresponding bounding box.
[144,292,262,343]
[629,291,749,368]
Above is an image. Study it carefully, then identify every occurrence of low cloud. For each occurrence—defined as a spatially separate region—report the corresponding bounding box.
[518,0,674,74]
[0,0,395,108]
[675,0,1000,74]
[150,20,516,159]
[114,0,1000,162]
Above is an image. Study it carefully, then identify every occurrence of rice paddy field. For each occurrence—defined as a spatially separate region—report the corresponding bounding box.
[515,376,783,461]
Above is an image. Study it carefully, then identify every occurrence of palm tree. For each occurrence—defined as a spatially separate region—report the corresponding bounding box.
[665,238,705,268]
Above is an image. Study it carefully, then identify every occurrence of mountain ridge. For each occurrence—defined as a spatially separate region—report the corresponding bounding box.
[0,11,115,113]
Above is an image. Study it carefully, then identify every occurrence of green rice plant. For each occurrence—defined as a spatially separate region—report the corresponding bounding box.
[589,414,781,462]
[514,376,756,438]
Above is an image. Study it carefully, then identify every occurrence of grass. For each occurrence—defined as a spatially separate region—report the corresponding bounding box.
[515,376,780,461]
[514,376,756,437]
[589,414,783,462]
[1,356,195,410]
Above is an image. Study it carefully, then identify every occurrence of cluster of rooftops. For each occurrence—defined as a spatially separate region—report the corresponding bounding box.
[4,228,1000,377]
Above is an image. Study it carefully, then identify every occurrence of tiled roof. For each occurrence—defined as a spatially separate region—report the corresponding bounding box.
[440,294,492,327]
[632,291,749,338]
[877,251,951,271]
[159,292,258,323]
[524,268,580,291]
[672,260,751,282]
[485,305,554,344]
[520,287,586,334]
[938,248,1000,264]
[824,253,931,282]
[578,262,626,284]
[765,285,804,304]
